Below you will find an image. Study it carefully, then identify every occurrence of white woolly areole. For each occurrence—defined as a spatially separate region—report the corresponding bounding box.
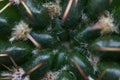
[87,55,100,73]
[9,0,21,5]
[43,2,62,19]
[42,71,60,80]
[42,66,68,80]
[98,12,118,34]
[9,21,31,42]
[0,68,30,80]
[12,68,30,80]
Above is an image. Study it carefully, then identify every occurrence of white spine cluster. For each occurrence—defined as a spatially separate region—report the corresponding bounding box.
[87,55,100,73]
[9,21,31,42]
[0,68,30,80]
[42,66,68,80]
[42,71,60,80]
[12,68,30,80]
[43,1,62,19]
[98,11,118,34]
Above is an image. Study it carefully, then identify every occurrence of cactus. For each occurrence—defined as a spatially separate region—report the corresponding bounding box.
[0,0,120,80]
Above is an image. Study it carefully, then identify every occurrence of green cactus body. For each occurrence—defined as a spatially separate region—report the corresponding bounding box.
[0,0,120,80]
[98,61,120,80]
[90,35,120,61]
[0,40,33,69]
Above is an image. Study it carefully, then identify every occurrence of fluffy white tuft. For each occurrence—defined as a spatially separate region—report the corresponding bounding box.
[98,11,118,34]
[42,71,60,80]
[9,21,31,42]
[12,68,30,80]
[0,68,30,80]
[43,1,62,19]
[87,55,100,73]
